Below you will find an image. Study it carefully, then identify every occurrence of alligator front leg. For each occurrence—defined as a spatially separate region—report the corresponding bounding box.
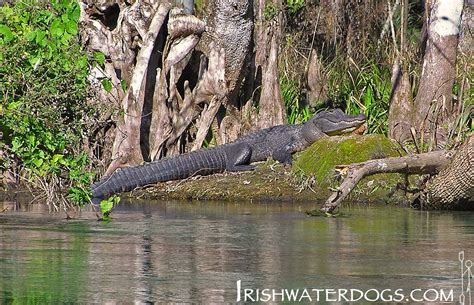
[272,149,293,165]
[272,137,312,165]
[225,143,256,172]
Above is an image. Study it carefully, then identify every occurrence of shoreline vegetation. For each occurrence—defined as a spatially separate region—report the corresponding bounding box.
[0,0,472,213]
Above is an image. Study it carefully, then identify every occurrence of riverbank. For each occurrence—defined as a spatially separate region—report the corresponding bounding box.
[133,134,408,207]
[2,135,410,208]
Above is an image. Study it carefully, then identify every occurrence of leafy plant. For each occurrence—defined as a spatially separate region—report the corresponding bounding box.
[0,0,94,207]
[286,0,305,15]
[99,195,120,221]
[280,76,311,124]
[264,3,278,20]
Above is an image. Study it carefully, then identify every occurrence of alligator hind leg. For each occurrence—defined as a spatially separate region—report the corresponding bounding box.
[225,143,256,172]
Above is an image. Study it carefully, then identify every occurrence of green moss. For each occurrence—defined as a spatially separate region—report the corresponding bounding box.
[293,134,402,184]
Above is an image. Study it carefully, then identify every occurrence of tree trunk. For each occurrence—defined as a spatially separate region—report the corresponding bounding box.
[387,0,413,143]
[415,134,473,210]
[459,1,473,54]
[81,1,232,174]
[254,0,286,129]
[412,0,464,148]
[388,60,413,143]
[306,51,328,109]
[197,0,253,143]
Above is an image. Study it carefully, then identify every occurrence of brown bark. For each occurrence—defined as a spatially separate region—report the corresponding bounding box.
[459,2,473,54]
[254,0,286,129]
[198,0,253,143]
[416,134,473,210]
[81,1,216,169]
[191,46,228,150]
[148,69,171,160]
[387,1,413,148]
[388,61,413,143]
[412,0,464,148]
[306,51,328,109]
[387,0,413,143]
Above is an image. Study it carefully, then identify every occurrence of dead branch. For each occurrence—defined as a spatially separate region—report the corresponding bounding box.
[320,150,452,213]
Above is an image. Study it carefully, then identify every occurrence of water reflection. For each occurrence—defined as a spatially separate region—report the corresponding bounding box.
[0,200,472,303]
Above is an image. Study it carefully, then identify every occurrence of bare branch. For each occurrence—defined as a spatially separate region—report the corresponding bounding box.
[321,150,451,213]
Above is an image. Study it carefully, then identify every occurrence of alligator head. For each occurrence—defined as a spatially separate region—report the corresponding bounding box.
[303,109,366,142]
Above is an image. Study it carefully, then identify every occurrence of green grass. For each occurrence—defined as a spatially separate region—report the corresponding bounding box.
[326,60,391,135]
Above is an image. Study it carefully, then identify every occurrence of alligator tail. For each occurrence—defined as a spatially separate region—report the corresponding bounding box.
[91,147,227,200]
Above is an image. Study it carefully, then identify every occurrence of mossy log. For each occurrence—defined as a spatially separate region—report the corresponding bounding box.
[321,134,473,212]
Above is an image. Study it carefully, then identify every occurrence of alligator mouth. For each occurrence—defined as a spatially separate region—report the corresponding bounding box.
[328,126,357,135]
[324,119,366,136]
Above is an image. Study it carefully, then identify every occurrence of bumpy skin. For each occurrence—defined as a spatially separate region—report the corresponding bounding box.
[91,109,366,201]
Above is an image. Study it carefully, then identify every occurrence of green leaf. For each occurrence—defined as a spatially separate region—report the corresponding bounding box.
[93,51,105,66]
[11,138,22,152]
[26,31,36,42]
[121,80,127,92]
[99,195,120,220]
[61,32,72,44]
[32,158,43,167]
[0,24,14,43]
[50,19,64,37]
[28,56,41,68]
[100,200,113,214]
[26,134,35,146]
[101,79,112,92]
[65,20,77,35]
[51,154,63,165]
[0,7,14,18]
[77,56,87,69]
[61,14,70,23]
[69,4,81,22]
[35,30,47,47]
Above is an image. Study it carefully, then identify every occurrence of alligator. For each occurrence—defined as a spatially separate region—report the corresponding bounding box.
[91,109,366,202]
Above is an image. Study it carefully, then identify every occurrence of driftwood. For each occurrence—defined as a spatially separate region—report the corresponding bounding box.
[321,134,473,212]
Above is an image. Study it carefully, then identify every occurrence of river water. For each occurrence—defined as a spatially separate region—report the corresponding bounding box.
[0,200,472,304]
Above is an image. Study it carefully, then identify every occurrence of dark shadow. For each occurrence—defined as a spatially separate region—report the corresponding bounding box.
[140,15,168,162]
[90,4,120,31]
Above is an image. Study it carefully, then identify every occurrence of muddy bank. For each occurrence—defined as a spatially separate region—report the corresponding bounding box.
[1,135,409,207]
[134,134,408,206]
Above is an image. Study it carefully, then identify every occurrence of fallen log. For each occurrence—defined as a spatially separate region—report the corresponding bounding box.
[321,134,473,212]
